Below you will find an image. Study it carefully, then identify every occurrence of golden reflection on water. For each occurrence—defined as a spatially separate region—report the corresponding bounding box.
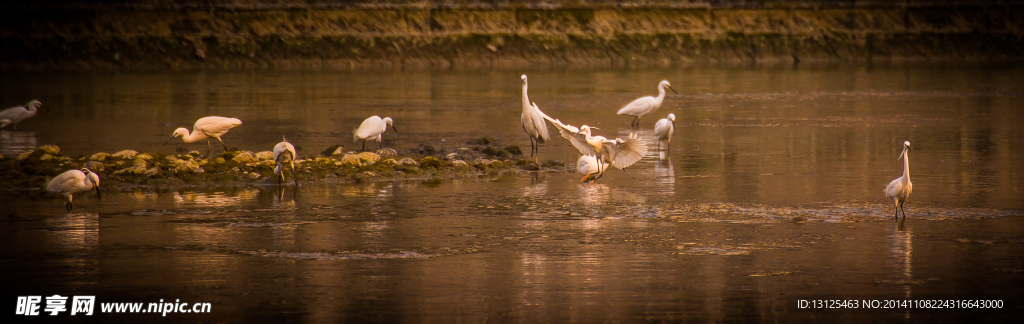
[0,130,37,155]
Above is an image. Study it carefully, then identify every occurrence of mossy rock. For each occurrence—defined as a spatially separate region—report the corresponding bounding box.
[90,152,111,161]
[38,144,60,155]
[255,151,274,161]
[341,152,380,166]
[232,151,258,164]
[419,156,445,169]
[112,150,139,159]
[84,161,105,172]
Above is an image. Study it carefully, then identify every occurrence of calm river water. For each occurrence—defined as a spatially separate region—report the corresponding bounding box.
[2,63,1023,322]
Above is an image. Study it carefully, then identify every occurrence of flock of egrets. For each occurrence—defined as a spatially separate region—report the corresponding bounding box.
[2,75,912,218]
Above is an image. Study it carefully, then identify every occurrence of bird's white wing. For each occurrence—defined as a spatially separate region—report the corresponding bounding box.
[653,118,673,141]
[884,178,903,199]
[195,117,242,137]
[603,133,647,169]
[0,107,26,123]
[534,104,595,156]
[616,97,654,117]
[273,142,295,162]
[47,171,81,195]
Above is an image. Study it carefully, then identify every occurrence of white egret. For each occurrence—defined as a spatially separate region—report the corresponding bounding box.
[354,116,397,152]
[520,74,550,162]
[577,154,609,183]
[164,116,243,155]
[273,137,297,185]
[617,80,678,128]
[47,168,101,212]
[537,102,647,179]
[653,113,676,151]
[0,100,47,130]
[884,141,913,220]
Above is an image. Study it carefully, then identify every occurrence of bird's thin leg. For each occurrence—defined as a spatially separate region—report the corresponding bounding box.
[216,137,229,151]
[207,140,212,157]
[67,195,73,212]
[291,161,297,186]
[893,199,899,220]
[361,139,366,152]
[378,139,383,150]
[900,201,907,219]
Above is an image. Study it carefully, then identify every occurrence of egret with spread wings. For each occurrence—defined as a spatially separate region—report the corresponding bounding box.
[534,102,647,181]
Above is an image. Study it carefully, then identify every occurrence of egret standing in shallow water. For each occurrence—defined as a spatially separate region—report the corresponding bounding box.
[884,141,913,220]
[273,137,297,185]
[354,116,397,152]
[577,154,610,183]
[653,113,676,151]
[164,116,243,156]
[520,75,550,163]
[47,168,101,212]
[0,100,47,130]
[617,80,677,129]
[538,102,647,179]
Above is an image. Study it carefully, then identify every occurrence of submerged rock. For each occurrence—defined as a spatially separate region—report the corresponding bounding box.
[40,154,58,161]
[135,153,155,161]
[452,160,470,170]
[17,152,31,160]
[38,144,60,155]
[112,150,139,159]
[143,167,160,177]
[90,152,110,161]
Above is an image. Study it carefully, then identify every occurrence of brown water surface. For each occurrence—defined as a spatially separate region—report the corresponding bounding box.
[1,63,1023,322]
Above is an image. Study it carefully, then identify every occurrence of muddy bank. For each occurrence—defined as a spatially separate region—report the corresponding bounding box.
[1,2,1022,70]
[0,140,567,192]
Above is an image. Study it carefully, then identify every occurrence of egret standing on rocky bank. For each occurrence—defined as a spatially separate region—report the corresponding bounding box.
[884,141,913,220]
[273,137,297,185]
[520,74,550,163]
[164,116,243,156]
[0,100,48,130]
[617,80,677,129]
[47,168,101,212]
[354,116,397,152]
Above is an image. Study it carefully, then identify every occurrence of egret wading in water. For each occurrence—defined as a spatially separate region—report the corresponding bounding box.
[653,113,676,151]
[0,100,48,130]
[617,80,677,129]
[520,75,551,163]
[538,102,647,180]
[884,141,913,220]
[354,116,397,152]
[164,116,243,156]
[577,154,609,183]
[273,137,297,185]
[47,168,101,212]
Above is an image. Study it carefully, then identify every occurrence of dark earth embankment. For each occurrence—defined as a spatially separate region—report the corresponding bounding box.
[2,0,1023,70]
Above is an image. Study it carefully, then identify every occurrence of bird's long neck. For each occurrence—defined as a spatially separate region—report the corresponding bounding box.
[24,104,38,117]
[522,84,530,113]
[656,84,667,101]
[902,150,910,182]
[182,129,206,143]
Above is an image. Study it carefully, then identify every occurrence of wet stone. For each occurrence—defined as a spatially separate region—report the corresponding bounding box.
[175,161,203,173]
[116,163,148,175]
[38,144,60,155]
[40,154,58,161]
[112,150,139,159]
[452,160,470,170]
[232,152,257,164]
[255,151,274,161]
[17,152,31,160]
[376,148,397,157]
[398,157,419,167]
[381,158,399,166]
[341,152,380,166]
[135,153,155,161]
[90,152,110,161]
[84,161,105,172]
[144,167,160,177]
